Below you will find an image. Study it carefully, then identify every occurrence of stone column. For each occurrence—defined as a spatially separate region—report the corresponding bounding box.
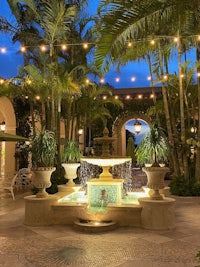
[24,195,58,226]
[139,197,175,230]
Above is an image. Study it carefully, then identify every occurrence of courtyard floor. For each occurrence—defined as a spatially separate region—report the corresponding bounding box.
[0,189,200,267]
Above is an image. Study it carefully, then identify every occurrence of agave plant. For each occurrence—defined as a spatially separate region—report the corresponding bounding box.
[135,125,169,167]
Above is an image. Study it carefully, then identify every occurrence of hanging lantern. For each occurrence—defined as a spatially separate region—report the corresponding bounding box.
[0,121,6,132]
[134,119,142,134]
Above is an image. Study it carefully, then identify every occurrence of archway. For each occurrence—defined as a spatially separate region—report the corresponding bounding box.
[0,97,17,175]
[112,113,151,156]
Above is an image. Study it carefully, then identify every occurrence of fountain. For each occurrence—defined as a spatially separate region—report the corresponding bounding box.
[24,127,175,231]
[73,127,132,230]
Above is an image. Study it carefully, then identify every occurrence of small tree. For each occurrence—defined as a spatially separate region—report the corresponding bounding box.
[135,125,169,167]
[126,136,136,164]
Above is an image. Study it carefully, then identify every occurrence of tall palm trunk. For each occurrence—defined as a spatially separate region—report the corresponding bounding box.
[146,54,157,105]
[177,36,189,178]
[64,97,72,141]
[41,101,46,128]
[158,41,180,175]
[195,44,200,181]
[30,101,36,136]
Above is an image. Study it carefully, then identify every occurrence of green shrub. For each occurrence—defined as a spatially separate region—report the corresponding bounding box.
[191,181,200,196]
[196,250,200,267]
[46,168,67,194]
[169,175,191,196]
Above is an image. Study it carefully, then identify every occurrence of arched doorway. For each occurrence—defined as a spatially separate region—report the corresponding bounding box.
[125,119,150,145]
[112,113,151,156]
[0,97,17,175]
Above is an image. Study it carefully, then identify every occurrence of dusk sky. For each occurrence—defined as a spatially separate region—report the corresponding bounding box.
[0,0,196,88]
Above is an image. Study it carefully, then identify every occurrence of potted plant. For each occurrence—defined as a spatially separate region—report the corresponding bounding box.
[135,124,170,200]
[61,141,82,186]
[31,129,57,198]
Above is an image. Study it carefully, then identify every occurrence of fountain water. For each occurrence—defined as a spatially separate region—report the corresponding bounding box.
[81,127,131,211]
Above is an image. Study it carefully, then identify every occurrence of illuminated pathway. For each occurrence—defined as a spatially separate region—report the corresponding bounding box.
[0,190,199,267]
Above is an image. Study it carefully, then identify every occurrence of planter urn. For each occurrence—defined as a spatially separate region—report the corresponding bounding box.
[62,163,80,186]
[142,166,169,200]
[32,167,55,198]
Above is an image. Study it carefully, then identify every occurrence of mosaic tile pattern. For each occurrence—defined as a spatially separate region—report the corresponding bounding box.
[90,185,118,207]
[0,192,200,267]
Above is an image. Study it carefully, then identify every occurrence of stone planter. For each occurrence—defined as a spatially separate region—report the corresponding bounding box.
[32,167,55,198]
[62,163,80,186]
[142,166,169,200]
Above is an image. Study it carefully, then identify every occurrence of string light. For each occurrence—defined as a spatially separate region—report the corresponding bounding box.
[174,37,179,43]
[61,44,67,51]
[20,46,26,52]
[150,93,155,99]
[40,45,47,52]
[1,33,200,54]
[85,78,90,84]
[0,78,4,84]
[150,39,155,45]
[1,34,200,85]
[0,47,6,53]
[83,43,88,49]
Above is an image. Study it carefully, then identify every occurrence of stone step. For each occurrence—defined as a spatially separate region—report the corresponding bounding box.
[73,219,118,233]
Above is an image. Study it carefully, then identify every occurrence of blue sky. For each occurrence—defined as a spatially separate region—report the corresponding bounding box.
[0,0,24,78]
[0,0,196,88]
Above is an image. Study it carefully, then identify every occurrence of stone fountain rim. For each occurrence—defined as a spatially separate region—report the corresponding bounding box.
[80,156,132,166]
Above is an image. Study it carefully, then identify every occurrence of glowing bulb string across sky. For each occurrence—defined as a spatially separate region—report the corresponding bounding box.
[0,34,200,85]
[1,33,200,53]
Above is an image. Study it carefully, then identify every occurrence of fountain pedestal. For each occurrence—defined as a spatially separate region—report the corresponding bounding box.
[139,197,175,230]
[82,157,131,209]
[87,178,124,208]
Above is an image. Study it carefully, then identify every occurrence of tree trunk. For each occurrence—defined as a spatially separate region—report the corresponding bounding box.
[177,36,189,178]
[195,45,200,181]
[158,41,180,175]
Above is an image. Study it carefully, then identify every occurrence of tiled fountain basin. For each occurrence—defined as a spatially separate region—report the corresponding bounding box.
[24,192,142,227]
[24,191,175,230]
[52,202,142,227]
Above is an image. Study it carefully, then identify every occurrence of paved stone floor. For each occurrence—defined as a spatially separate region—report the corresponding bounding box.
[0,191,200,267]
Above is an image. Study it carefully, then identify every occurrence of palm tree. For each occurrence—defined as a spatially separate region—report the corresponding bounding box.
[94,0,200,179]
[75,81,123,150]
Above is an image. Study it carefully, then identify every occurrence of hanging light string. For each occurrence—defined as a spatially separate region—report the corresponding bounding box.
[1,33,200,53]
[0,34,200,83]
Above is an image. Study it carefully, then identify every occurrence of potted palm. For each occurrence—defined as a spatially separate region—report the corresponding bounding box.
[135,125,169,200]
[31,129,57,198]
[61,141,82,186]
